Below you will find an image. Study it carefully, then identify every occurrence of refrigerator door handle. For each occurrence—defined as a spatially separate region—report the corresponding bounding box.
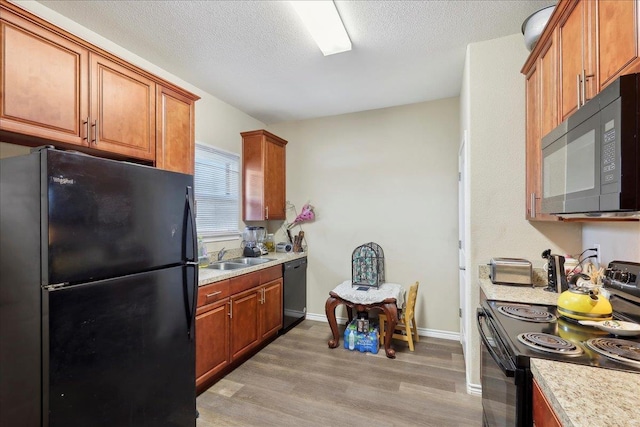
[184,186,198,340]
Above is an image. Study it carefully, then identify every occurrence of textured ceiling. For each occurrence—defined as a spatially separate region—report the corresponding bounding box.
[36,0,554,124]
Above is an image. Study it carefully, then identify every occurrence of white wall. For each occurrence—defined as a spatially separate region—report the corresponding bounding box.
[582,223,640,265]
[460,33,583,391]
[11,1,265,253]
[269,98,461,336]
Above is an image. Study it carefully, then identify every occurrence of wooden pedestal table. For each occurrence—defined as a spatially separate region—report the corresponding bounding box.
[325,281,405,359]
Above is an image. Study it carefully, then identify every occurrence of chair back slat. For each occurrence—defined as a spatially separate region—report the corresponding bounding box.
[404,282,419,321]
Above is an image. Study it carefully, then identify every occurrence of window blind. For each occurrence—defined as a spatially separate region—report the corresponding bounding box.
[194,143,240,237]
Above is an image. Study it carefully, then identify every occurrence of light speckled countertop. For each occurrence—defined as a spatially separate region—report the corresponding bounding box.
[531,359,640,427]
[478,264,559,305]
[198,251,307,287]
[478,264,640,426]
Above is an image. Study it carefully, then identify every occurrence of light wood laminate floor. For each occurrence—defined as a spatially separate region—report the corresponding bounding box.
[196,319,481,426]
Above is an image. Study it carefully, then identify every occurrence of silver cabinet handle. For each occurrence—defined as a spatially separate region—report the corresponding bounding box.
[576,74,582,109]
[206,291,222,298]
[228,301,233,318]
[530,193,536,219]
[82,117,89,141]
[581,70,586,106]
[91,120,99,144]
[265,206,269,219]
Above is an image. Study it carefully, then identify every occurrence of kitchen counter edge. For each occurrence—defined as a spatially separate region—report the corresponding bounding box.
[531,358,640,427]
[197,252,307,286]
[478,278,560,306]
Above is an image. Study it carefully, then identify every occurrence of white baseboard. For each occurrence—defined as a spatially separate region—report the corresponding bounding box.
[467,382,482,396]
[304,313,460,341]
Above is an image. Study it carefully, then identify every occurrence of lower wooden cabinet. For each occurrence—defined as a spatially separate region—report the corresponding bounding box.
[196,268,283,392]
[230,278,284,361]
[195,279,230,388]
[533,379,561,427]
[196,298,230,387]
[260,279,283,339]
[230,288,261,361]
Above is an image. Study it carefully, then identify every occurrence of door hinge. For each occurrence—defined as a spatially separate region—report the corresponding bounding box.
[458,240,462,249]
[458,172,461,182]
[459,308,462,318]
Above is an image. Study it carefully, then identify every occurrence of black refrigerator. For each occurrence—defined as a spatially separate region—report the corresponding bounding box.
[0,147,198,427]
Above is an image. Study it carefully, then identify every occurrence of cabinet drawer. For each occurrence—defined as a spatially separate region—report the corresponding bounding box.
[230,270,261,295]
[260,265,282,284]
[197,280,230,310]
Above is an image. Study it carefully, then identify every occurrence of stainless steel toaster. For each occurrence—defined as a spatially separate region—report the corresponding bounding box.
[489,258,532,285]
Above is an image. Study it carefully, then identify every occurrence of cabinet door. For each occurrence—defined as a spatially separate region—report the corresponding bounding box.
[0,9,89,146]
[90,53,156,161]
[539,31,558,138]
[229,289,260,361]
[263,138,286,220]
[533,33,561,222]
[559,1,585,120]
[242,130,287,221]
[597,0,640,89]
[525,65,541,220]
[195,298,229,387]
[242,133,265,221]
[532,379,562,427]
[260,279,283,340]
[156,85,195,174]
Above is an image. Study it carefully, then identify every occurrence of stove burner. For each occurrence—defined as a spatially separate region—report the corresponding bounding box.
[586,338,640,367]
[498,305,557,322]
[517,333,584,356]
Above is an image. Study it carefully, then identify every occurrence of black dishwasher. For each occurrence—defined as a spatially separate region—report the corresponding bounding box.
[280,257,307,334]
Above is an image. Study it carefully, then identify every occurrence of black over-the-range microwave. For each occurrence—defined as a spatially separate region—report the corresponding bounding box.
[541,73,639,218]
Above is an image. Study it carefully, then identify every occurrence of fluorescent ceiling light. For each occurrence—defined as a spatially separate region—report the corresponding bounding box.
[290,1,352,56]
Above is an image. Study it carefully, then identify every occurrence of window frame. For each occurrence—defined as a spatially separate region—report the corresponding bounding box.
[194,142,241,241]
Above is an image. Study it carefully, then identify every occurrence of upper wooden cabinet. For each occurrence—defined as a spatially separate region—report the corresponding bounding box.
[559,0,596,120]
[597,0,640,89]
[241,129,287,221]
[90,53,156,161]
[0,7,89,146]
[156,85,196,175]
[522,0,640,221]
[525,31,561,221]
[559,0,640,120]
[0,0,199,174]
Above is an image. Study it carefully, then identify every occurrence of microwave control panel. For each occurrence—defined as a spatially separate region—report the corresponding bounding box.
[602,128,616,183]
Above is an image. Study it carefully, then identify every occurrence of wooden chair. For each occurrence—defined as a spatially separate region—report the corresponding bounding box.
[379,281,419,351]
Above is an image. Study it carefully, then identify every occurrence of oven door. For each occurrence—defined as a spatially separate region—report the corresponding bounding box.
[477,308,531,427]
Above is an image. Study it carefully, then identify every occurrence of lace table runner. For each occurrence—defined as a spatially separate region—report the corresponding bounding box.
[332,280,405,309]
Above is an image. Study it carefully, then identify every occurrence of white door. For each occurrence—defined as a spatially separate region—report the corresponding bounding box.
[458,132,468,357]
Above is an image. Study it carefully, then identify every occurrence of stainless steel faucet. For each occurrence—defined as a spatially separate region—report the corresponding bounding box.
[217,247,226,261]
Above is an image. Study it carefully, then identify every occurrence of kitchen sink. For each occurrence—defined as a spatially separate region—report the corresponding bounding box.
[230,257,275,265]
[206,262,248,271]
[206,258,275,270]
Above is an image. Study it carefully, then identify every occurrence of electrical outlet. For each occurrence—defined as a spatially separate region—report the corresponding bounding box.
[593,244,601,266]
